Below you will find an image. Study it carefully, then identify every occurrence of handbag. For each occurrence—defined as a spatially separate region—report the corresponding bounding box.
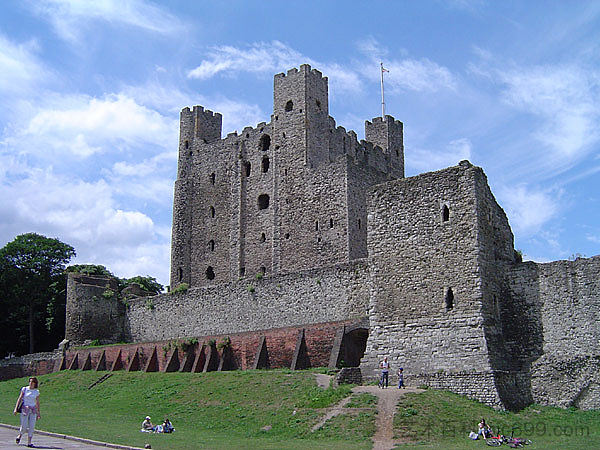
[16,398,23,413]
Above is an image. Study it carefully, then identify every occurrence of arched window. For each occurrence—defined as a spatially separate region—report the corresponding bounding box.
[209,240,215,251]
[260,266,266,274]
[262,156,270,173]
[442,205,450,222]
[244,162,251,177]
[258,194,270,210]
[259,134,271,151]
[285,100,293,112]
[260,233,266,243]
[206,266,215,280]
[445,288,454,310]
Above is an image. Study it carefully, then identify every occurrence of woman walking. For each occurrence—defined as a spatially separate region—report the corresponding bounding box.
[13,377,41,447]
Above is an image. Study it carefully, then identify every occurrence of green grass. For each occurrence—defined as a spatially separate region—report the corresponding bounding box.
[0,370,369,449]
[345,393,378,408]
[393,389,600,449]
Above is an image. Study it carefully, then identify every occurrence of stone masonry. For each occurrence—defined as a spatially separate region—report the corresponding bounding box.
[62,65,599,411]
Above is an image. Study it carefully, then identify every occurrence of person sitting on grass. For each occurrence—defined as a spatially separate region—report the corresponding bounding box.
[141,416,155,432]
[162,418,174,433]
[478,418,492,438]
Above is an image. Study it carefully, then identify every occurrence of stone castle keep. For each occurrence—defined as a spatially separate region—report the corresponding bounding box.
[60,65,599,411]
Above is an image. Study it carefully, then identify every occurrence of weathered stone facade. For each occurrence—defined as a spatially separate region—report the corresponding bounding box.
[62,65,599,411]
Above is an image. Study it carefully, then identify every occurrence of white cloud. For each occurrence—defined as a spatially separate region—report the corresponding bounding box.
[380,58,457,93]
[13,93,177,158]
[0,167,171,285]
[497,185,562,236]
[31,0,182,42]
[407,138,472,173]
[587,234,600,244]
[500,65,600,159]
[188,41,363,95]
[0,34,50,96]
[188,40,456,97]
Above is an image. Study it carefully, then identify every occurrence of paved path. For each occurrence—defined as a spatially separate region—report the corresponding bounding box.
[0,424,144,450]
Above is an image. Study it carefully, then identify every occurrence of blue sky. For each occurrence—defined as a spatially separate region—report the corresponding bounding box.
[1,0,599,287]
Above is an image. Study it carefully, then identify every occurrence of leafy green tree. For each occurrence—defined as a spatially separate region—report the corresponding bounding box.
[120,275,164,295]
[0,233,75,354]
[66,264,113,277]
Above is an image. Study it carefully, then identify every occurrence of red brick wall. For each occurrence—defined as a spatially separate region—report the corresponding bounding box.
[63,319,357,372]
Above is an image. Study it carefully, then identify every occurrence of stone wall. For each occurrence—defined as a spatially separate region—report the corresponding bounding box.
[508,256,600,409]
[361,163,491,381]
[65,273,126,345]
[127,261,369,343]
[0,351,60,381]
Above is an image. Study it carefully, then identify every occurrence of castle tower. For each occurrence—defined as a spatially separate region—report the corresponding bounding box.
[170,106,222,289]
[365,115,404,178]
[272,64,330,167]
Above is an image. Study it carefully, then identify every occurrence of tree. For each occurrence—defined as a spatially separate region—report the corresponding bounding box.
[121,275,164,295]
[0,233,75,354]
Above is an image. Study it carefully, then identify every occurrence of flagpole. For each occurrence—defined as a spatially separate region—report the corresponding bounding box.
[380,62,386,121]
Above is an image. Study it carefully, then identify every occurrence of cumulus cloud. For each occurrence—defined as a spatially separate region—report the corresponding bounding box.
[0,166,171,285]
[407,138,472,173]
[500,65,600,160]
[30,0,182,42]
[12,93,177,158]
[0,34,51,97]
[497,185,562,236]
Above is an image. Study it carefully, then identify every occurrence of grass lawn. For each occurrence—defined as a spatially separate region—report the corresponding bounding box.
[0,369,372,449]
[394,388,600,449]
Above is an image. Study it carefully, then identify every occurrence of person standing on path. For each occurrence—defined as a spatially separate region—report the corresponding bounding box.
[397,367,404,388]
[14,376,41,447]
[379,356,390,388]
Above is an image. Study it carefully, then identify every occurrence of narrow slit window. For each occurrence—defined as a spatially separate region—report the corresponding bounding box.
[262,156,270,173]
[206,266,215,280]
[209,240,215,251]
[244,162,251,177]
[259,134,271,151]
[260,233,266,243]
[177,267,183,282]
[445,288,454,310]
[258,194,270,210]
[239,267,245,276]
[329,218,334,228]
[210,173,215,184]
[315,220,319,231]
[442,205,450,222]
[209,206,215,218]
[358,218,361,230]
[184,140,189,149]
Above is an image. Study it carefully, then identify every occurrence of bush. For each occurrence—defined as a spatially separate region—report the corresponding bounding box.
[171,282,189,294]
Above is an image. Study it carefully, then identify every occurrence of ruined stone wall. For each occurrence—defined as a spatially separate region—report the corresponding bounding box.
[508,256,600,409]
[65,273,126,345]
[0,351,60,381]
[361,163,490,381]
[128,261,369,342]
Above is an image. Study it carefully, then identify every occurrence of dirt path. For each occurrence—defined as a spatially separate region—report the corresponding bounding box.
[354,385,423,450]
[311,375,423,450]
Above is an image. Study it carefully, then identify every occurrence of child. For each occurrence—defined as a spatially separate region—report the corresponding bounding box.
[397,367,404,389]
